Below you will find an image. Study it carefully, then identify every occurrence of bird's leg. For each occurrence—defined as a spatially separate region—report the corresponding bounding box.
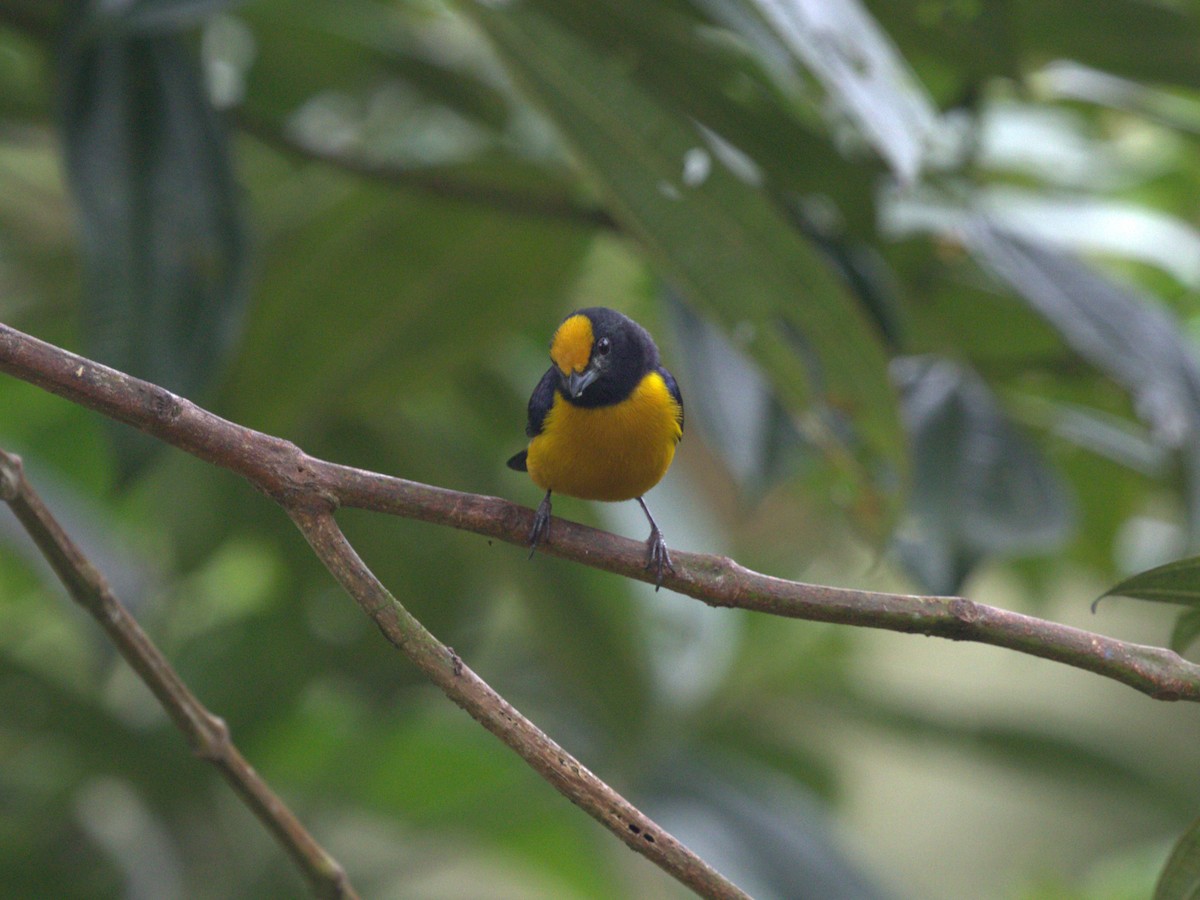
[637,496,674,590]
[528,490,552,558]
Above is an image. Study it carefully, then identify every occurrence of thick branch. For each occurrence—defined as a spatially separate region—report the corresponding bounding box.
[0,448,357,900]
[0,322,750,898]
[2,321,1197,703]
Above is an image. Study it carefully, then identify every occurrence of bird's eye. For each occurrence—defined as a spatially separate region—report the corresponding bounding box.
[596,337,611,356]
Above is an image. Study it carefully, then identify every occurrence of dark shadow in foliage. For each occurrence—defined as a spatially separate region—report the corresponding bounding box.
[964,220,1200,540]
[645,755,893,900]
[893,355,1073,594]
[57,5,249,480]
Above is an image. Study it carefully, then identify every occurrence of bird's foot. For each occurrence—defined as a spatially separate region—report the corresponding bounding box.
[645,526,674,590]
[528,492,552,558]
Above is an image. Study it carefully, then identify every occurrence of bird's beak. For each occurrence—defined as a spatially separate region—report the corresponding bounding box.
[566,367,599,398]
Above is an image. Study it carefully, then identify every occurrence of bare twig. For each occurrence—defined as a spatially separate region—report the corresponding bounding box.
[0,321,751,898]
[2,321,1198,703]
[6,322,1200,897]
[287,503,746,899]
[0,448,358,900]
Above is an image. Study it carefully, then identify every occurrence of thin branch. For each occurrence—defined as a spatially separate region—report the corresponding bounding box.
[236,111,618,231]
[287,503,747,899]
[0,448,358,900]
[2,321,1198,703]
[0,322,751,899]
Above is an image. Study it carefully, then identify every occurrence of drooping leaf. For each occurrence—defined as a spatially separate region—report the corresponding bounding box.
[1032,398,1167,477]
[58,24,249,475]
[964,221,1193,449]
[1100,557,1200,609]
[645,757,891,900]
[1156,815,1200,900]
[867,0,1019,91]
[1014,0,1200,92]
[665,295,807,497]
[962,220,1200,535]
[893,355,1073,593]
[536,0,883,231]
[731,0,942,183]
[776,194,906,347]
[886,182,1200,290]
[872,0,1200,100]
[462,0,906,536]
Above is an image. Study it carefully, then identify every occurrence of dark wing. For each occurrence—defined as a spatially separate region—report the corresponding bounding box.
[659,366,684,438]
[525,367,558,438]
[507,369,557,472]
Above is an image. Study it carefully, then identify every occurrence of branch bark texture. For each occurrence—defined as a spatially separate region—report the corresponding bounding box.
[0,448,357,900]
[287,505,739,896]
[0,322,749,899]
[2,321,1197,703]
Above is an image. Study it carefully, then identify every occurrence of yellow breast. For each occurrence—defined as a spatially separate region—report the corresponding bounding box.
[526,371,682,502]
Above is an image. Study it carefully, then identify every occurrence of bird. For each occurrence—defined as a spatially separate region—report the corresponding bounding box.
[507,307,684,589]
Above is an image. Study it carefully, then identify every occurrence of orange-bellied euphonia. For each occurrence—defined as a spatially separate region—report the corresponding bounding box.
[507,307,684,588]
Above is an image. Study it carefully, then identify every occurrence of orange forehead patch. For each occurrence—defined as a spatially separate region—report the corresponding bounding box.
[550,314,594,375]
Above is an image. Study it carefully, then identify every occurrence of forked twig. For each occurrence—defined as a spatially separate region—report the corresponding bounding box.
[0,448,358,900]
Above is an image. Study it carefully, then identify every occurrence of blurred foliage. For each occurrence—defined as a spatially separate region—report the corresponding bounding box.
[4,0,1200,897]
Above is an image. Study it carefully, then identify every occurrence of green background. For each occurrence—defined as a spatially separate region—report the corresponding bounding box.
[4,0,1200,897]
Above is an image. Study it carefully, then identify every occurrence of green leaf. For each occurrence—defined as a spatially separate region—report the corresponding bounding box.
[1170,609,1200,655]
[1015,0,1200,92]
[237,0,388,117]
[874,0,1200,97]
[1156,815,1200,900]
[58,28,249,474]
[0,28,52,119]
[728,0,941,182]
[962,220,1200,535]
[1100,557,1200,608]
[647,757,889,900]
[462,0,906,535]
[869,1,1019,91]
[223,175,590,434]
[526,0,880,230]
[75,0,242,35]
[666,295,807,497]
[965,223,1200,439]
[893,356,1073,594]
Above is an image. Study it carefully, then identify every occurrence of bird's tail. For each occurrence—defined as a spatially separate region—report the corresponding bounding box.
[506,450,528,472]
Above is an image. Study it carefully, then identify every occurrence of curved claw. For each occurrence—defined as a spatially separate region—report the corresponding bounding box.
[646,526,674,590]
[528,491,552,558]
